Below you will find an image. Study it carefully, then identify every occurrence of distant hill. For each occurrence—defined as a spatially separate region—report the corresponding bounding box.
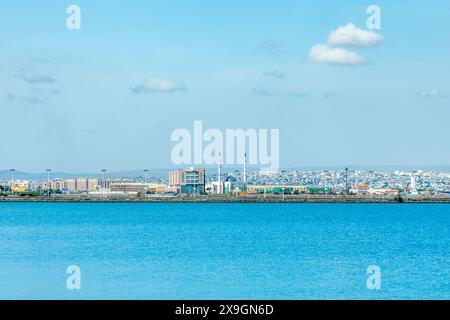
[0,167,255,181]
[287,165,450,172]
[0,169,169,181]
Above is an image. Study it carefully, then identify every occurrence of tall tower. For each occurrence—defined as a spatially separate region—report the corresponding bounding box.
[217,153,222,194]
[243,153,247,184]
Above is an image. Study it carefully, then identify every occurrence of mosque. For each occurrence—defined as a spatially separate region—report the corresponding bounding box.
[207,153,248,194]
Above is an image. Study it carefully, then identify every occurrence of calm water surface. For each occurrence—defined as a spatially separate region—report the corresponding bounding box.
[0,203,448,299]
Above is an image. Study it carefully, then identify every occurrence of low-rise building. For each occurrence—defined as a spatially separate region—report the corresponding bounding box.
[247,184,308,194]
[109,182,167,195]
[12,181,29,193]
[352,183,369,194]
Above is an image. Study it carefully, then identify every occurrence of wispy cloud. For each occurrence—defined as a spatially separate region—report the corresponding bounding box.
[323,92,336,99]
[32,57,52,64]
[130,79,187,94]
[253,87,275,97]
[253,87,308,98]
[309,44,365,65]
[417,89,446,99]
[16,69,57,84]
[23,96,46,104]
[4,91,52,104]
[259,40,283,56]
[287,91,309,99]
[328,23,384,47]
[6,93,16,100]
[263,70,286,79]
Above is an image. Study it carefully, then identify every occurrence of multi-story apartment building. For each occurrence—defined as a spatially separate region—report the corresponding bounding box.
[169,168,205,193]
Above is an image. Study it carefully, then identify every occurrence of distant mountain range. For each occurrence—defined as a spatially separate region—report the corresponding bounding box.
[0,169,169,181]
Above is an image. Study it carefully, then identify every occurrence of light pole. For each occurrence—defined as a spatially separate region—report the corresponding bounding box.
[101,169,107,198]
[143,169,149,197]
[101,169,106,188]
[46,169,51,197]
[144,169,148,183]
[345,167,349,193]
[193,169,196,197]
[10,168,15,195]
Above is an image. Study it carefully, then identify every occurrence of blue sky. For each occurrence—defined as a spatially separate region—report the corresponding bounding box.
[0,0,449,172]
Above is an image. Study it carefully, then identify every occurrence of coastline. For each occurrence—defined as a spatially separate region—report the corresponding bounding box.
[2,195,450,203]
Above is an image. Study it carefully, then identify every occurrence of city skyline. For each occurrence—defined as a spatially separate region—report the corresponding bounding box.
[2,163,450,178]
[3,166,450,196]
[1,0,449,172]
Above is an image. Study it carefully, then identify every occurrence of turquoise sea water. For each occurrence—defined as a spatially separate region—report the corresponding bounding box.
[0,203,448,299]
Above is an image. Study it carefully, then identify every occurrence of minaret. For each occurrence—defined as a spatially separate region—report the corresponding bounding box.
[217,153,222,194]
[410,174,416,192]
[243,153,247,184]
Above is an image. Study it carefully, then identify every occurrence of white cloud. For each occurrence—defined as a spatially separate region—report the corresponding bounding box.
[308,44,365,65]
[131,79,187,94]
[328,23,384,47]
[417,89,446,99]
